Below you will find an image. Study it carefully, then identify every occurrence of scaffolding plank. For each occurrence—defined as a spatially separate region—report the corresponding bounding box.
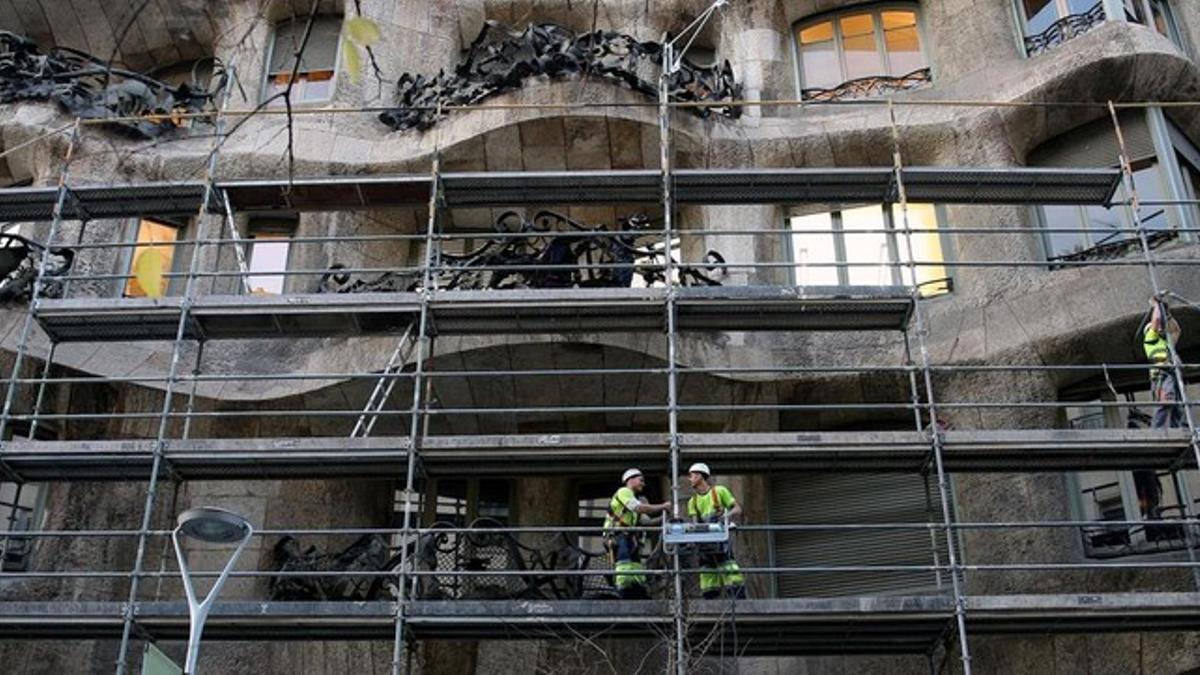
[1,594,1197,651]
[0,169,1121,221]
[33,286,915,341]
[2,429,1190,481]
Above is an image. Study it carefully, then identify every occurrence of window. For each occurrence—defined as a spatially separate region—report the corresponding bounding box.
[263,15,341,104]
[1,425,55,572]
[786,203,950,297]
[408,478,514,600]
[124,218,181,297]
[1123,0,1185,48]
[245,217,296,295]
[794,6,930,100]
[1031,110,1200,262]
[1067,391,1200,559]
[1017,0,1107,55]
[0,481,42,572]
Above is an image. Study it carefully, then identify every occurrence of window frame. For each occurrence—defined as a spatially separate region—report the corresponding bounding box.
[1,423,57,572]
[120,216,187,298]
[790,3,932,98]
[1123,0,1187,50]
[244,216,297,295]
[260,14,344,105]
[783,202,954,297]
[1066,392,1200,560]
[1034,110,1200,263]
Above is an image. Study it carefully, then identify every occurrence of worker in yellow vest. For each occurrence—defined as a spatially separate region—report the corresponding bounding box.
[604,468,671,599]
[686,462,746,599]
[1144,297,1183,428]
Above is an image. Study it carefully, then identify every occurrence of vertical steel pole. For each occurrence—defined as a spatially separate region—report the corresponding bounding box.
[181,341,205,440]
[1107,102,1200,588]
[115,65,236,675]
[27,341,58,440]
[659,39,688,675]
[888,99,972,674]
[0,120,81,483]
[392,152,440,675]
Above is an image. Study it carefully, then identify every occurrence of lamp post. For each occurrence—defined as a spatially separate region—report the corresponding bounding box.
[172,507,253,675]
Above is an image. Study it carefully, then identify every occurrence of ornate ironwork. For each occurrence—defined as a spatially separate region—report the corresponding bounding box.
[1024,2,1106,56]
[319,210,726,293]
[0,232,74,303]
[0,31,226,138]
[268,518,661,602]
[800,67,932,102]
[379,21,742,131]
[1047,227,1175,267]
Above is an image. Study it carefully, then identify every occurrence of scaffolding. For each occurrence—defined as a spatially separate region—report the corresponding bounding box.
[0,76,1200,675]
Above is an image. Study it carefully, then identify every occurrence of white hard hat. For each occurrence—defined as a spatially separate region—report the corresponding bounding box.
[622,468,643,483]
[688,462,711,476]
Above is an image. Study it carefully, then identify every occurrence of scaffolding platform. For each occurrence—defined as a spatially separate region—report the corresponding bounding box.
[1,594,1197,655]
[32,286,915,342]
[3,428,1190,481]
[0,168,1121,221]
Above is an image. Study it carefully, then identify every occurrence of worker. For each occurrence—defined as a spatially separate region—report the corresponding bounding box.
[685,462,745,599]
[1144,297,1183,428]
[604,467,671,599]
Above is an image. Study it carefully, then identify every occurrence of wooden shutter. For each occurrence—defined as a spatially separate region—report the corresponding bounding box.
[769,472,950,597]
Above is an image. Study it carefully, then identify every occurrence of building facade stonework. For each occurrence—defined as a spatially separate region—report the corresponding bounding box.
[0,1,1199,673]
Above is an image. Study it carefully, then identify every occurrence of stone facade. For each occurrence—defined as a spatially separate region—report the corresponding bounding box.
[0,1,1199,673]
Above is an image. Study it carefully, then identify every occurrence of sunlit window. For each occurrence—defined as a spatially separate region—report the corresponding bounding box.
[794,6,929,98]
[124,218,180,297]
[786,203,950,297]
[263,15,341,104]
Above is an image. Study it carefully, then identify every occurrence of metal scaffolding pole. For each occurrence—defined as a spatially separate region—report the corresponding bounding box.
[1108,102,1200,589]
[114,66,237,675]
[888,99,973,674]
[0,119,80,486]
[392,152,441,675]
[659,39,689,675]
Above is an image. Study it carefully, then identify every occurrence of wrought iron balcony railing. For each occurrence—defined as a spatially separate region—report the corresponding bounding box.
[800,67,932,103]
[1024,2,1107,56]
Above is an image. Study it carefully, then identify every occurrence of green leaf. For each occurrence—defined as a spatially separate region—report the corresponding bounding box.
[133,247,166,298]
[342,41,362,85]
[346,16,381,46]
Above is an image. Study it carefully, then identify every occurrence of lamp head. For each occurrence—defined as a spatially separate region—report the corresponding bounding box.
[177,507,250,544]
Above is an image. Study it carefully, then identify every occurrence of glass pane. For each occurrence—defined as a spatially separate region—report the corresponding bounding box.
[247,236,291,294]
[842,205,891,286]
[1131,162,1169,232]
[1123,0,1147,22]
[891,204,948,296]
[839,14,882,80]
[800,40,841,89]
[788,212,839,286]
[125,219,179,297]
[798,21,834,45]
[881,10,917,30]
[883,24,924,76]
[1149,0,1172,39]
[1066,0,1100,14]
[1041,204,1090,258]
[1023,0,1060,35]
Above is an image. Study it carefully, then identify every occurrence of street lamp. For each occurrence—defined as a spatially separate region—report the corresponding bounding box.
[172,507,253,675]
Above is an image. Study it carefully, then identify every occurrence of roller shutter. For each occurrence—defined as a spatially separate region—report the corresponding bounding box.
[769,472,951,597]
[1028,110,1156,168]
